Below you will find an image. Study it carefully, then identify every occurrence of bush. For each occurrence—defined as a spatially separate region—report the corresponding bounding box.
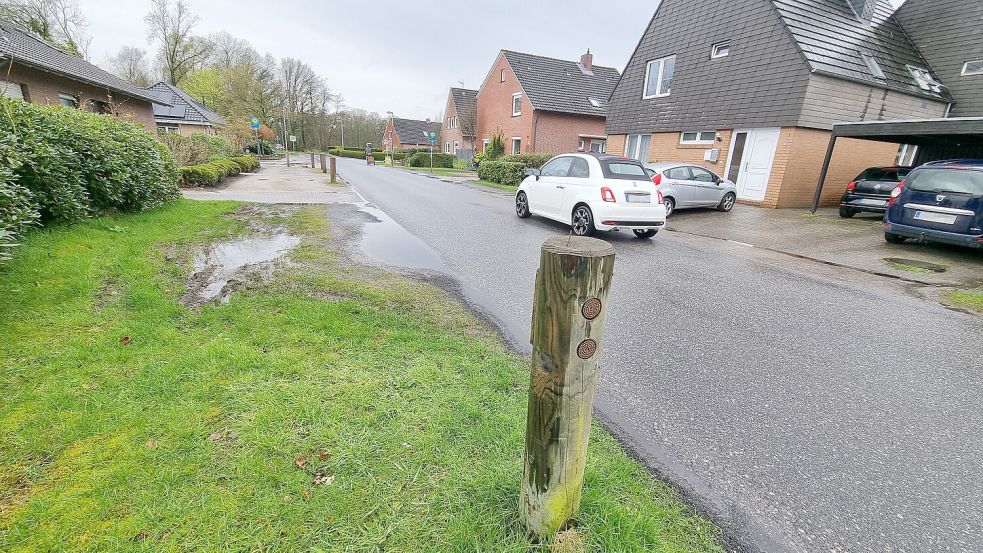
[486,133,505,160]
[328,149,407,161]
[408,152,454,168]
[0,98,178,225]
[478,161,525,186]
[230,155,260,172]
[178,156,259,187]
[501,152,555,169]
[245,139,276,156]
[158,132,234,166]
[0,133,38,263]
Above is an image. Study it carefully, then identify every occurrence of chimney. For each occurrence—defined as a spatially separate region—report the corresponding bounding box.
[580,49,593,73]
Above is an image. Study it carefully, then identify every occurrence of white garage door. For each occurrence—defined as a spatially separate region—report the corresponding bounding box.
[0,80,24,100]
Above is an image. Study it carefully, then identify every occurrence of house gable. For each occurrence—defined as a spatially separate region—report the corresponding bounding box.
[606,0,812,135]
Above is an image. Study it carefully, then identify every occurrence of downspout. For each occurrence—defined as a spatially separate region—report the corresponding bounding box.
[531,110,540,153]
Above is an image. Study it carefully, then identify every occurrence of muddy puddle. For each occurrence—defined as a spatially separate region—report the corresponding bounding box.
[357,204,447,271]
[182,233,300,306]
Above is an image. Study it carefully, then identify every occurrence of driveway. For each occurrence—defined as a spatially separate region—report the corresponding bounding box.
[330,157,983,553]
[182,158,352,204]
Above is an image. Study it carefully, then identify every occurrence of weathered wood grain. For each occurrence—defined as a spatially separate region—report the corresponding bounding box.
[520,235,615,538]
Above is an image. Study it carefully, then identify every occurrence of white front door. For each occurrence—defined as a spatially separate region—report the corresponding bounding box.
[726,128,779,202]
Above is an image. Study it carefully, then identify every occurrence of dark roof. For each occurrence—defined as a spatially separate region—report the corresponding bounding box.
[500,50,620,117]
[830,116,983,143]
[771,0,950,100]
[392,117,438,145]
[145,81,226,127]
[0,21,163,104]
[449,87,477,117]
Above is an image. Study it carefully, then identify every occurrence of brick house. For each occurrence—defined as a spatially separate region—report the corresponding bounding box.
[145,81,226,135]
[476,50,620,155]
[382,116,440,152]
[441,87,477,159]
[0,21,161,132]
[605,0,951,208]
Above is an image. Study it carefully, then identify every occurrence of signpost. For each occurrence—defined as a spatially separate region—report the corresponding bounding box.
[250,116,260,157]
[426,130,438,173]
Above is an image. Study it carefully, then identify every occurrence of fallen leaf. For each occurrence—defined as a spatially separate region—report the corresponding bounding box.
[317,449,331,461]
[207,432,223,441]
[146,438,157,449]
[120,336,133,345]
[302,489,310,500]
[313,472,335,486]
[294,455,307,469]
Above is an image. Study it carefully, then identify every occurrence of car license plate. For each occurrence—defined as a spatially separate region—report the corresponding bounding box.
[913,211,957,224]
[858,198,886,206]
[625,193,650,203]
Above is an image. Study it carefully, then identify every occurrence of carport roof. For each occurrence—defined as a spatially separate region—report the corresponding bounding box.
[830,117,983,144]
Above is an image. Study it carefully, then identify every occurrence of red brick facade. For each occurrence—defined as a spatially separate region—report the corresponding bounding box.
[440,91,475,155]
[4,61,156,132]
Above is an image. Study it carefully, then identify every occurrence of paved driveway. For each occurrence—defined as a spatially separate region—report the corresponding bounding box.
[182,159,353,204]
[333,158,982,553]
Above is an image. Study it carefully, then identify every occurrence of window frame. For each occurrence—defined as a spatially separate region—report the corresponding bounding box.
[710,41,730,59]
[679,130,716,145]
[482,138,489,151]
[500,69,506,83]
[578,138,585,151]
[961,60,983,76]
[511,137,521,155]
[568,157,591,179]
[688,166,718,183]
[58,92,79,108]
[861,53,885,80]
[642,55,676,99]
[453,140,459,152]
[540,156,574,177]
[511,92,522,116]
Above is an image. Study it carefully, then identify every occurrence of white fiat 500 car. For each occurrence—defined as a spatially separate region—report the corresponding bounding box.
[514,153,667,238]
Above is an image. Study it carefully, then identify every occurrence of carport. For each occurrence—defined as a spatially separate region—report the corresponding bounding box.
[811,117,983,212]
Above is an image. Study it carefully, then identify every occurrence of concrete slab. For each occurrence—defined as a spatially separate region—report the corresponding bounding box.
[182,159,355,204]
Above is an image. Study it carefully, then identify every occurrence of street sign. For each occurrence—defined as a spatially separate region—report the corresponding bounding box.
[427,131,438,143]
[250,116,260,130]
[289,135,297,143]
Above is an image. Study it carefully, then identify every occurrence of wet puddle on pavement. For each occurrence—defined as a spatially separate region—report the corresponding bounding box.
[183,233,300,305]
[356,204,447,271]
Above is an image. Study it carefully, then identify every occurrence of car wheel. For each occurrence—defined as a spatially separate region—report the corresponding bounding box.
[571,205,596,237]
[885,232,906,244]
[839,207,856,218]
[633,229,657,239]
[664,197,675,217]
[717,192,736,212]
[515,191,530,218]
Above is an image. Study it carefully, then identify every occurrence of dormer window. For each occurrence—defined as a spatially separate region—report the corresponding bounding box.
[962,60,983,76]
[906,65,943,93]
[711,41,730,59]
[861,53,885,80]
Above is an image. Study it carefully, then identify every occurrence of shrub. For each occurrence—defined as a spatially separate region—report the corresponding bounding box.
[158,132,234,166]
[230,155,260,172]
[0,98,178,225]
[328,149,407,161]
[478,161,525,186]
[178,156,260,187]
[501,152,555,169]
[486,133,505,160]
[245,139,276,156]
[0,133,38,263]
[408,152,455,168]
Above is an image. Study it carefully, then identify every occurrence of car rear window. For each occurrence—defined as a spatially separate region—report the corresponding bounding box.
[602,160,648,180]
[906,168,983,196]
[856,167,910,182]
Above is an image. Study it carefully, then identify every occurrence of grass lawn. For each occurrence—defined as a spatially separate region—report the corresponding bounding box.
[944,288,983,312]
[0,200,720,552]
[402,166,476,178]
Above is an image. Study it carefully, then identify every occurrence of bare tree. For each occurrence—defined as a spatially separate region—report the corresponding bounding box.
[106,46,153,87]
[458,104,478,151]
[144,0,211,85]
[0,0,90,57]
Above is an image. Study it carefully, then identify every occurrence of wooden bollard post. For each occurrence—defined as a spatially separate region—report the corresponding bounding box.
[320,154,327,174]
[310,152,315,168]
[329,157,337,183]
[521,235,615,538]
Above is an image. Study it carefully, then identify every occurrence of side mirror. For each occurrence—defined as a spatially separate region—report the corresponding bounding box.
[525,168,541,180]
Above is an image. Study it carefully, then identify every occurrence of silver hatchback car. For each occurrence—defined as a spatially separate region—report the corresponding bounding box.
[644,162,738,217]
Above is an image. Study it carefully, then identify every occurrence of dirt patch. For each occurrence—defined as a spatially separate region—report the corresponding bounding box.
[181,233,299,307]
[882,257,949,273]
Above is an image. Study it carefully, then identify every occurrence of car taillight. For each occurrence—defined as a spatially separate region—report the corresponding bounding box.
[887,180,904,206]
[652,173,662,186]
[601,187,616,203]
[846,181,856,191]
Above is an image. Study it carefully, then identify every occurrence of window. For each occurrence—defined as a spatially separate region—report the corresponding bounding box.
[482,138,489,151]
[711,41,730,59]
[58,93,78,108]
[511,137,521,154]
[453,140,459,152]
[157,125,178,134]
[689,167,717,182]
[512,93,521,116]
[0,79,25,101]
[578,138,586,151]
[666,166,692,180]
[604,161,648,180]
[501,69,506,82]
[625,134,651,161]
[861,53,885,79]
[590,140,606,154]
[896,144,918,166]
[643,55,675,98]
[588,97,604,109]
[541,157,574,177]
[961,60,983,76]
[569,158,590,178]
[906,65,942,92]
[444,142,450,153]
[88,100,112,114]
[680,130,716,145]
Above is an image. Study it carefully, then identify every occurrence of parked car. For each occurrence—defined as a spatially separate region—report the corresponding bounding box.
[839,166,912,217]
[515,153,667,238]
[643,162,737,217]
[883,159,983,249]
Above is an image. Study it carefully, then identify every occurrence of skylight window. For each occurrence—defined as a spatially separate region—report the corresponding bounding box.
[906,65,943,93]
[962,60,983,76]
[588,97,605,109]
[861,53,885,79]
[711,41,730,59]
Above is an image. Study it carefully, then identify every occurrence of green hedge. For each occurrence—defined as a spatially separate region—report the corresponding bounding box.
[158,132,235,167]
[0,98,178,230]
[0,133,38,263]
[178,155,260,187]
[501,153,555,169]
[328,149,407,161]
[477,161,525,187]
[408,152,455,168]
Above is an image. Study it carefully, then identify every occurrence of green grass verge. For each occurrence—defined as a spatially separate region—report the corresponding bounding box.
[403,166,476,178]
[0,200,721,551]
[944,289,983,312]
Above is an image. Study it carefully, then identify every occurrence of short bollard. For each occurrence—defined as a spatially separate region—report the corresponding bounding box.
[320,154,327,174]
[329,157,337,183]
[310,152,315,168]
[520,235,615,538]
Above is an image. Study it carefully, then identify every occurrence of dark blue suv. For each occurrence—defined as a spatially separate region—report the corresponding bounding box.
[883,160,983,249]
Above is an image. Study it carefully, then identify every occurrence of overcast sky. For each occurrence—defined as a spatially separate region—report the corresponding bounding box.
[79,0,906,123]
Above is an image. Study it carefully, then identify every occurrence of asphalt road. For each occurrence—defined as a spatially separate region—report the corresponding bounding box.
[336,158,983,552]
